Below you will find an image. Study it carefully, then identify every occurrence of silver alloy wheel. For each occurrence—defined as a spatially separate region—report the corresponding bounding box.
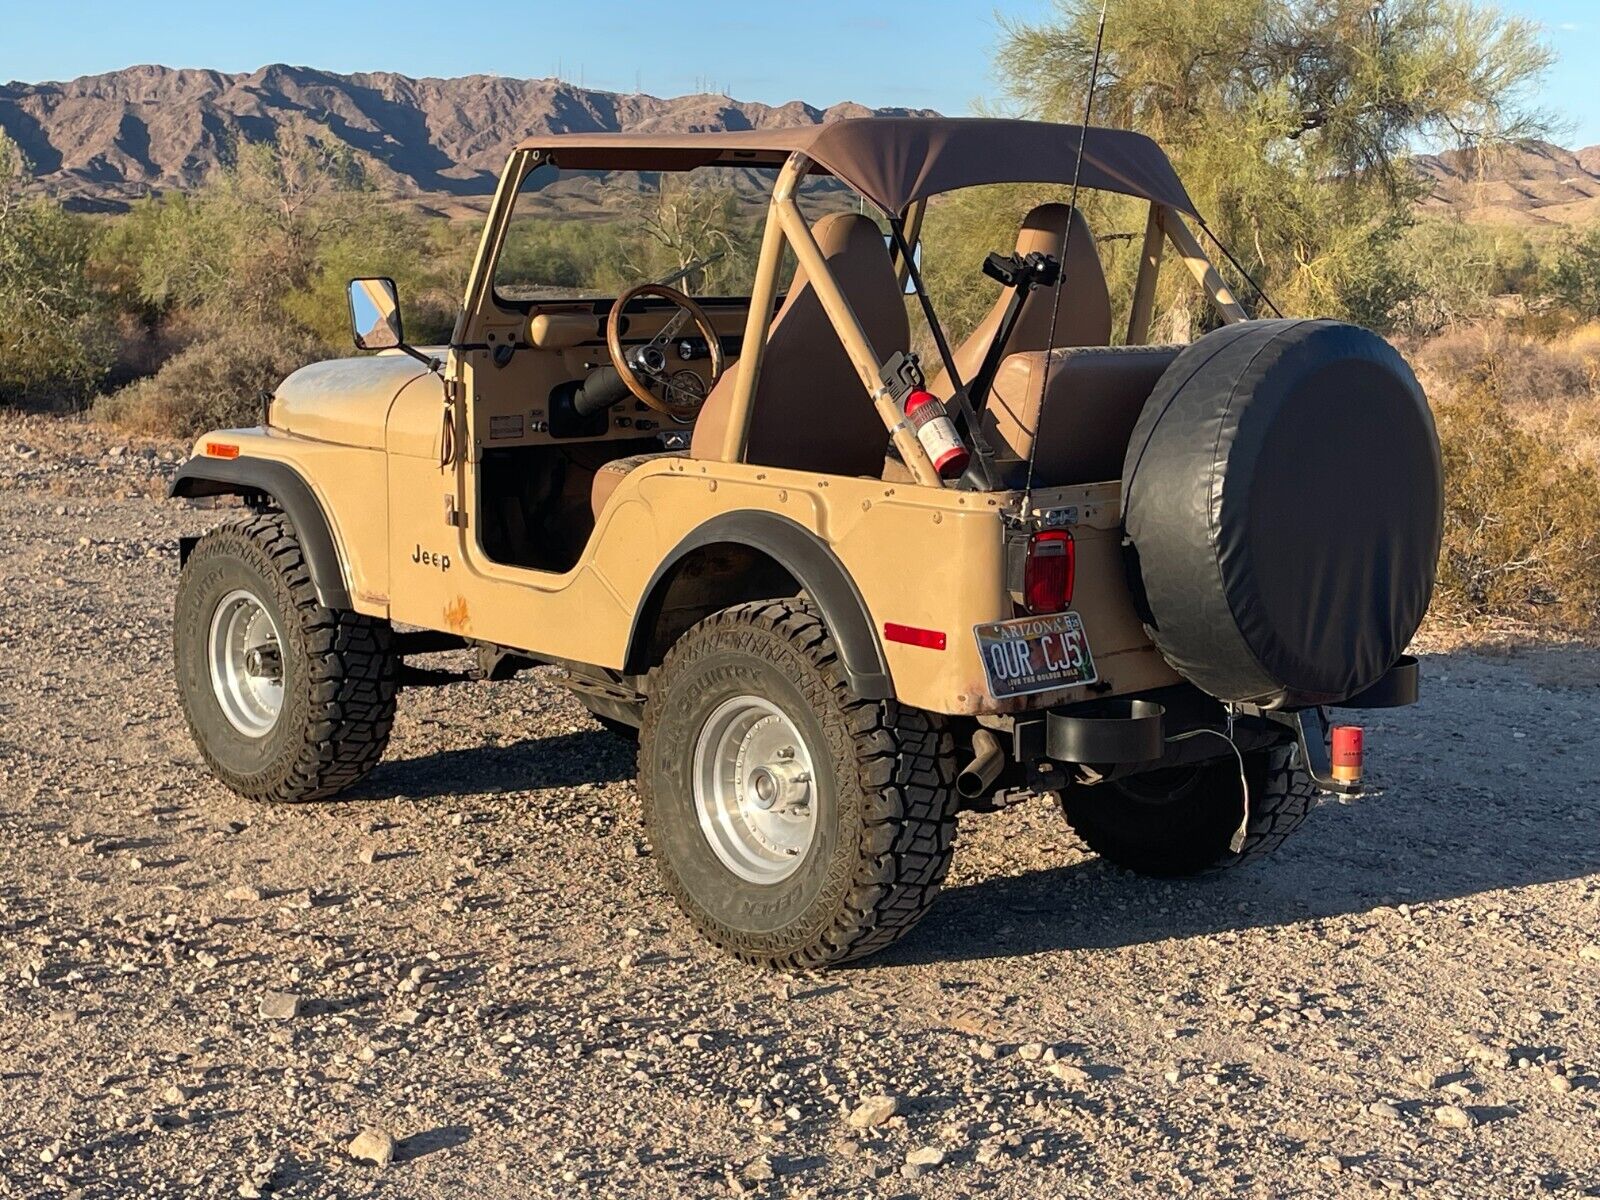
[691,696,820,884]
[207,588,285,737]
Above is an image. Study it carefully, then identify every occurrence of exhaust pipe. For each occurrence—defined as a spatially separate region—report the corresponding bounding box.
[957,729,1005,800]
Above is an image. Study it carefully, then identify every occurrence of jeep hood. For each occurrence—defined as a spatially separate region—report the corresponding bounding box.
[271,354,441,449]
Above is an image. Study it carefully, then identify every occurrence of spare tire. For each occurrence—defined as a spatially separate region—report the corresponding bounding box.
[1122,319,1441,709]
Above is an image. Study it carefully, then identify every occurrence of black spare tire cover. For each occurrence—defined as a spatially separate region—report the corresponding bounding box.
[1121,319,1442,709]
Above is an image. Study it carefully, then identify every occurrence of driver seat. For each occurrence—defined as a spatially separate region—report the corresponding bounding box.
[689,212,910,477]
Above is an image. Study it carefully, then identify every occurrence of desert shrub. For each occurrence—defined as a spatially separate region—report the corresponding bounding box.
[1432,384,1600,626]
[93,324,330,438]
[0,133,114,406]
[1385,221,1540,334]
[97,133,452,334]
[1546,222,1600,320]
[283,208,454,346]
[90,130,471,432]
[1562,322,1600,375]
[1413,324,1595,411]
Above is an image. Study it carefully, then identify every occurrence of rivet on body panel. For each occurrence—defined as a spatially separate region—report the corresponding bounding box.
[932,513,942,524]
[861,500,871,511]
[708,480,717,492]
[778,490,788,502]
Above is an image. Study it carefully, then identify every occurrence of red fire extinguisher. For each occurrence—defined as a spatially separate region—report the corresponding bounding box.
[904,390,970,479]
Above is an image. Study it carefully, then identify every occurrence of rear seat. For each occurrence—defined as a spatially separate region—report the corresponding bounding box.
[980,345,1184,486]
[590,450,687,518]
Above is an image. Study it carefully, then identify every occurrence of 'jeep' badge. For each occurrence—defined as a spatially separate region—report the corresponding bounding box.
[412,545,451,571]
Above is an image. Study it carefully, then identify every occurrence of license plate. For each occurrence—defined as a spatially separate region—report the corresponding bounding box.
[975,611,1098,699]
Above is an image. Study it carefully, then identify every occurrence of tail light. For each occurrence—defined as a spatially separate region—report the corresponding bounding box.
[1024,529,1075,614]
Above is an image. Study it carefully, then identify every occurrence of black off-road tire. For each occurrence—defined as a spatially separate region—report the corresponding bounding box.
[639,600,959,969]
[174,512,397,803]
[1058,743,1315,877]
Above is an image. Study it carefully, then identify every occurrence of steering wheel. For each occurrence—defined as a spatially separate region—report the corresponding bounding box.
[605,283,726,422]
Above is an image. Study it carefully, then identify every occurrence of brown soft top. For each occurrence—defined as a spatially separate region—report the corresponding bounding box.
[515,117,1198,217]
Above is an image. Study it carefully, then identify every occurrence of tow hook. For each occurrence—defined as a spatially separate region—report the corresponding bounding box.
[1265,709,1363,795]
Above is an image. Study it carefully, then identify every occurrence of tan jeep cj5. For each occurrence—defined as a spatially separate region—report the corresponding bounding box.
[171,119,1443,968]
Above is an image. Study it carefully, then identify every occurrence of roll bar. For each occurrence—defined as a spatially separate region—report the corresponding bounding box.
[714,153,1249,476]
[463,148,1251,487]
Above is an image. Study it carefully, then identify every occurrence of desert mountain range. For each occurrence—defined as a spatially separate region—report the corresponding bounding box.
[0,64,931,217]
[2,63,1596,225]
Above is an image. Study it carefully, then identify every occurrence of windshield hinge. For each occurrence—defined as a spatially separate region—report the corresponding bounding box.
[444,494,467,529]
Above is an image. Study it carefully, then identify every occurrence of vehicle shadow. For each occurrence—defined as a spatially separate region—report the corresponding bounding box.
[350,729,635,800]
[880,671,1600,965]
[884,792,1600,966]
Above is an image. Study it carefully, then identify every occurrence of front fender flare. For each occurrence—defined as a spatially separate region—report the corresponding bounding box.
[169,456,351,610]
[627,511,892,700]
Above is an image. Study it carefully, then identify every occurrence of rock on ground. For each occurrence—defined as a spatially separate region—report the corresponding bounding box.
[349,1127,397,1167]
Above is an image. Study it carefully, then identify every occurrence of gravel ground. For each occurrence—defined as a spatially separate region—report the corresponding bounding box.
[1,411,1597,1200]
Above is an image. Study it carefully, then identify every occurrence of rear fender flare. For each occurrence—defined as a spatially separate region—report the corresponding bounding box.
[627,511,892,699]
[169,456,351,610]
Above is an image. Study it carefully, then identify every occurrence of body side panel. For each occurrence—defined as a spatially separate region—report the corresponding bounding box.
[401,447,1175,714]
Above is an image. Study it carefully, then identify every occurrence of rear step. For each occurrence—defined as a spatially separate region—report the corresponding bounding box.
[392,634,647,731]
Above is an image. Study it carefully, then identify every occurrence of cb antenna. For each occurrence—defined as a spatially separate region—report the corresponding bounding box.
[1022,0,1111,510]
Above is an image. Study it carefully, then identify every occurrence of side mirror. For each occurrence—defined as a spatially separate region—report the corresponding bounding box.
[347,277,404,351]
[886,234,923,295]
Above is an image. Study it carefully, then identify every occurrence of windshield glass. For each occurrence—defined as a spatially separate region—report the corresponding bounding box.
[493,164,850,304]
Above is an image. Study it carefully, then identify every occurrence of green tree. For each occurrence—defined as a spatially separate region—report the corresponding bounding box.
[992,0,1555,329]
[0,133,110,405]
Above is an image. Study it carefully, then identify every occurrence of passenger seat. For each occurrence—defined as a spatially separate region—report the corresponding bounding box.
[928,203,1112,397]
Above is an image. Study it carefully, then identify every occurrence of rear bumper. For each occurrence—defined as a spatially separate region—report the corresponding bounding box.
[1003,657,1420,793]
[1335,655,1420,709]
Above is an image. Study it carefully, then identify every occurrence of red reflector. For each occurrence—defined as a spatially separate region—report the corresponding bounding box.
[883,622,947,651]
[204,442,241,459]
[1024,529,1075,614]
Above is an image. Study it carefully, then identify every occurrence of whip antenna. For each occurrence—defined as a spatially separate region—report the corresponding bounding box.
[1022,0,1111,509]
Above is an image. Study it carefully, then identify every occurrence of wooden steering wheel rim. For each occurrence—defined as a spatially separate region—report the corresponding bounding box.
[604,282,726,418]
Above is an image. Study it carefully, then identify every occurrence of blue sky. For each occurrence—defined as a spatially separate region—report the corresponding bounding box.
[1,0,1596,146]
